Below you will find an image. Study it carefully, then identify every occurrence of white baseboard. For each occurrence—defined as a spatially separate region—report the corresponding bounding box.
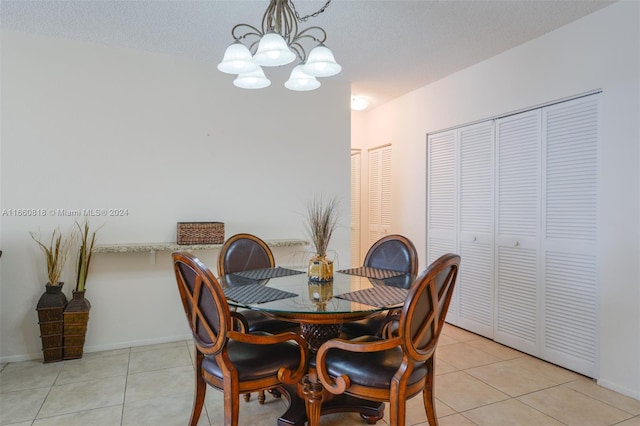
[0,333,193,364]
[596,378,640,400]
[83,333,193,354]
[0,351,42,364]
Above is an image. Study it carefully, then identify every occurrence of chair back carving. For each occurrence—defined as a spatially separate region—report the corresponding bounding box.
[400,253,460,361]
[364,234,418,279]
[173,252,230,356]
[218,233,275,276]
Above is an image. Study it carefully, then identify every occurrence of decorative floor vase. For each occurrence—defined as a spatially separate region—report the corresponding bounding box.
[308,254,333,282]
[63,290,91,360]
[36,283,68,363]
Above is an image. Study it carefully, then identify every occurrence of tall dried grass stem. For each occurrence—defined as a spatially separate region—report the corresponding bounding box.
[75,221,99,292]
[306,196,339,256]
[31,229,73,285]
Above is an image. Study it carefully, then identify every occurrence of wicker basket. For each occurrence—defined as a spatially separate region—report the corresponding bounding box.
[177,222,225,245]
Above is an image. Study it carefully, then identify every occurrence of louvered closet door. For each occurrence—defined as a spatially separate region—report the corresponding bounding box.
[351,151,362,266]
[368,145,392,246]
[495,110,542,355]
[541,95,600,377]
[427,94,600,376]
[457,122,495,337]
[427,130,458,322]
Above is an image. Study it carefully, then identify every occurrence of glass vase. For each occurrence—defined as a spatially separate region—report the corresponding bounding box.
[308,254,333,282]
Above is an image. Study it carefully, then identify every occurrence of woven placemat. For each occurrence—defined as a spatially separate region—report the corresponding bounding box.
[223,284,298,305]
[368,273,413,289]
[338,266,406,279]
[232,267,305,280]
[336,286,408,308]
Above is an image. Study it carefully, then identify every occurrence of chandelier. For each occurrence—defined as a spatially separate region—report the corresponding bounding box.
[217,0,341,91]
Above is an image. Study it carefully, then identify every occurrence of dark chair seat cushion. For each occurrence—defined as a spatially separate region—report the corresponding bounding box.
[313,336,428,389]
[240,309,299,334]
[340,313,388,338]
[203,335,303,382]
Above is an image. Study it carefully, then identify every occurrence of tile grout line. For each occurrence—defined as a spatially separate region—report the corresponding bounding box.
[512,383,585,425]
[560,378,640,417]
[436,367,563,425]
[32,360,65,424]
[436,346,580,426]
[455,351,604,426]
[120,347,132,426]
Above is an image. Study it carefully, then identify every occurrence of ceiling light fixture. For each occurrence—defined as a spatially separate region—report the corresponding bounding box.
[351,96,372,111]
[218,0,341,91]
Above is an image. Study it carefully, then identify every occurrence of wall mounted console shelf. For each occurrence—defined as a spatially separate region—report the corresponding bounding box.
[93,239,308,264]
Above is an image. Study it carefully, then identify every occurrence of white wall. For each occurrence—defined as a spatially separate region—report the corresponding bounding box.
[0,31,351,361]
[357,2,640,398]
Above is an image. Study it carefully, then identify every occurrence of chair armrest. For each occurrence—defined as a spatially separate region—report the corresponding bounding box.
[230,311,249,333]
[228,330,309,384]
[316,336,402,394]
[378,313,401,338]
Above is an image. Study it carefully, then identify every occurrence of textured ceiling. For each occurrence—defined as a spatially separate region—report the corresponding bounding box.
[1,0,615,107]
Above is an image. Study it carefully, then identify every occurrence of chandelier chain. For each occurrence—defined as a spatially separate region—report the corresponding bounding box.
[290,0,332,22]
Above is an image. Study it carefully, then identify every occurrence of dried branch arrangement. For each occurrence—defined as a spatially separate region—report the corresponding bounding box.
[75,221,99,292]
[306,195,339,256]
[31,228,73,285]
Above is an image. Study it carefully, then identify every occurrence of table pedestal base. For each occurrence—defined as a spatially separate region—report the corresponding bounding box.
[277,384,384,426]
[300,323,342,352]
[274,319,384,424]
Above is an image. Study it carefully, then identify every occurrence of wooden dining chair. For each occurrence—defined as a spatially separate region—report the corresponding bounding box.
[341,234,418,339]
[315,253,460,426]
[172,252,308,426]
[217,233,300,403]
[218,233,299,335]
[363,234,419,277]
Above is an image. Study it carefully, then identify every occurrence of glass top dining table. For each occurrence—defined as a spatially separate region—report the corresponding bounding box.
[218,266,412,324]
[219,266,411,425]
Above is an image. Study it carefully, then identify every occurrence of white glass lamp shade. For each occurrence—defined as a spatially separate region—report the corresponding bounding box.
[233,68,271,89]
[351,96,371,111]
[253,32,296,67]
[302,44,342,77]
[217,41,259,74]
[284,65,321,91]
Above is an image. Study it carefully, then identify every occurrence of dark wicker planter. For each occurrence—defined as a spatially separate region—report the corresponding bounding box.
[36,283,68,363]
[63,290,91,360]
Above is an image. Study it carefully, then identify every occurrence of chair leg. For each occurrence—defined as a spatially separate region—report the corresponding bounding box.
[242,390,266,403]
[303,377,324,426]
[423,356,438,426]
[224,375,240,426]
[190,350,206,426]
[268,388,282,398]
[388,380,407,426]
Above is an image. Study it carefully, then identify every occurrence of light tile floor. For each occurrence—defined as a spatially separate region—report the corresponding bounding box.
[1,324,639,425]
